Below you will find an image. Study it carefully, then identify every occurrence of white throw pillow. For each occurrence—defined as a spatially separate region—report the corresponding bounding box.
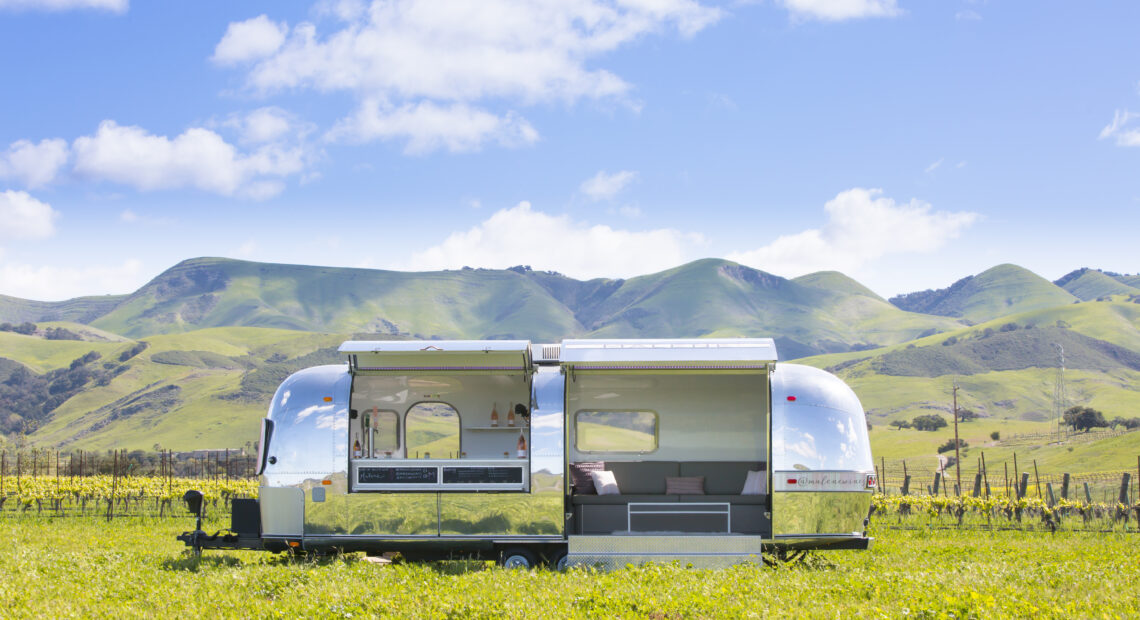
[591,470,620,495]
[741,470,766,495]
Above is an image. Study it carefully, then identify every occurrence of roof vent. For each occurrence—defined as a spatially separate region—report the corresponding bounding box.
[532,343,561,363]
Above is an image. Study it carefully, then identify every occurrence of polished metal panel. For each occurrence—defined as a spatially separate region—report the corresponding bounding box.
[567,535,764,570]
[561,338,777,367]
[262,364,351,488]
[304,472,347,535]
[770,364,874,541]
[439,491,562,536]
[344,493,440,536]
[530,367,565,480]
[260,487,304,536]
[771,363,873,472]
[772,490,872,537]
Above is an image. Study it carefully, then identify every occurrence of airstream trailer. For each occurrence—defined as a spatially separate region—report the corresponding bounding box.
[179,338,875,568]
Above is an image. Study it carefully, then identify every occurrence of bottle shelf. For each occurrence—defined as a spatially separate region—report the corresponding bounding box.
[467,426,529,431]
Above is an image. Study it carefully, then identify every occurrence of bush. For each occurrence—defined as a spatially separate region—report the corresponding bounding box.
[937,438,968,454]
[990,431,1000,441]
[912,414,948,431]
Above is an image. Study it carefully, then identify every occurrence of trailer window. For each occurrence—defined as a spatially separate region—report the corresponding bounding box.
[575,410,658,453]
[406,402,460,458]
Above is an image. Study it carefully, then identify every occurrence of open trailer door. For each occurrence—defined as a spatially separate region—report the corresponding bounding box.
[560,338,777,568]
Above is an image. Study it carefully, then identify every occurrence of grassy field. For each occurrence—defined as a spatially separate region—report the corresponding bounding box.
[0,517,1136,618]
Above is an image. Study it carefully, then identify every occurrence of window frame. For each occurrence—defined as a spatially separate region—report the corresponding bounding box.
[573,408,660,454]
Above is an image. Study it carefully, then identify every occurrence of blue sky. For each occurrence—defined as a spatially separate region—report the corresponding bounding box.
[1,0,1138,301]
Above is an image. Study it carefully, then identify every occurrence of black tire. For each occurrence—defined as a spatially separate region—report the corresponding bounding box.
[499,547,538,569]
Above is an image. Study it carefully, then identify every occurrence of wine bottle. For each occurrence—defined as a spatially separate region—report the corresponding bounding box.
[507,401,516,427]
[517,432,527,459]
[353,434,362,459]
[491,402,499,427]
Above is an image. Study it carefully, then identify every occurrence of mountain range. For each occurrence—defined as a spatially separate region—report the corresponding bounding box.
[1,257,1139,461]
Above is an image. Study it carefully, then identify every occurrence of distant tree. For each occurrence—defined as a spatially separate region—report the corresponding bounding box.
[13,322,36,335]
[937,438,969,454]
[981,327,995,338]
[866,421,873,431]
[1121,418,1140,430]
[990,431,1000,441]
[956,408,978,422]
[912,414,948,431]
[890,419,912,430]
[1110,417,1126,430]
[942,336,958,347]
[999,322,1018,332]
[1063,406,1108,432]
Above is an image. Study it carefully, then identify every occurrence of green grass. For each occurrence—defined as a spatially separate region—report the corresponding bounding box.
[0,517,1136,618]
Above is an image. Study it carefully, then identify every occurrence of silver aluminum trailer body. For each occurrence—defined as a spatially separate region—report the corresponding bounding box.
[186,338,873,566]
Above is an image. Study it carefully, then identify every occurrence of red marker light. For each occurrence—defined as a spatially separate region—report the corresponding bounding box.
[787,478,797,484]
[786,396,796,402]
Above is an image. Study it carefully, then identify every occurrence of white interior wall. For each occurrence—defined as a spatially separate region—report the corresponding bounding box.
[567,372,768,462]
[350,373,531,459]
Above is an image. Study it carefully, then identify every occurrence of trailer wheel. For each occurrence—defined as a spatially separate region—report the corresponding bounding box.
[499,547,538,569]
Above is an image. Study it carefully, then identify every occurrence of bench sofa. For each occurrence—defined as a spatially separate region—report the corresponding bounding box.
[570,461,768,535]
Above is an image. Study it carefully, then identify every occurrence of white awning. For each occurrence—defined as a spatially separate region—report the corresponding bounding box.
[560,338,778,371]
[340,340,532,373]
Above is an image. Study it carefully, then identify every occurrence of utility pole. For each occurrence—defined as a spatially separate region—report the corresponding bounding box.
[953,381,962,496]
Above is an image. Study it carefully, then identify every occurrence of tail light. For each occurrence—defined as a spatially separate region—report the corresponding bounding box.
[866,474,877,490]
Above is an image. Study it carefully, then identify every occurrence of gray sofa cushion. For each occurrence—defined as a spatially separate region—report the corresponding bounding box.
[679,461,765,495]
[569,461,605,494]
[606,461,680,494]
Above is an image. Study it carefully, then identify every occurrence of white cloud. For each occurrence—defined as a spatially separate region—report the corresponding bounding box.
[0,190,59,240]
[405,201,703,279]
[212,15,288,65]
[780,0,901,21]
[220,106,311,145]
[0,0,126,12]
[119,209,138,222]
[327,99,539,154]
[955,10,981,21]
[218,0,721,151]
[580,170,638,200]
[0,259,145,301]
[71,120,307,199]
[727,188,979,277]
[1100,109,1140,147]
[923,158,943,174]
[0,138,69,188]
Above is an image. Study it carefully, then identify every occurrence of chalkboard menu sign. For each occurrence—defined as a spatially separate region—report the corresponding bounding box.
[443,466,523,484]
[358,466,437,484]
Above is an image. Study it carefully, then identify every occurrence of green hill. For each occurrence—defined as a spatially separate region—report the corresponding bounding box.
[0,293,127,324]
[0,257,960,358]
[889,264,1078,323]
[2,257,1139,464]
[1054,268,1140,300]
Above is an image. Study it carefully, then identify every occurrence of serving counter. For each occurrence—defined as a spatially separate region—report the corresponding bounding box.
[350,458,530,492]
